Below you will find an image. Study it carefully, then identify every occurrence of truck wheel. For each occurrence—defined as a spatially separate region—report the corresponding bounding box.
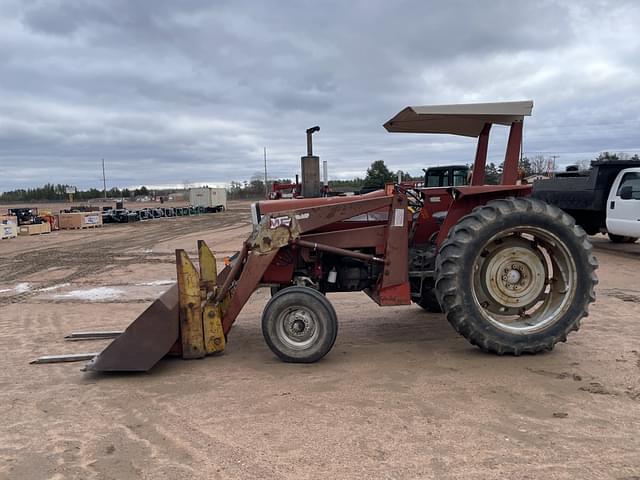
[262,286,338,363]
[608,233,638,244]
[435,197,598,355]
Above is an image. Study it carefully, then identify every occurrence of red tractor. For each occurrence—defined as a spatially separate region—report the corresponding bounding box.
[36,101,598,371]
[268,181,302,200]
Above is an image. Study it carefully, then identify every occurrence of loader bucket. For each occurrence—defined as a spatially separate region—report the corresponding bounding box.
[32,240,238,372]
[83,284,180,372]
[81,240,230,372]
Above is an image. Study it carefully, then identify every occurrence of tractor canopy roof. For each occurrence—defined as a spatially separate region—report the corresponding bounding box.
[384,100,533,137]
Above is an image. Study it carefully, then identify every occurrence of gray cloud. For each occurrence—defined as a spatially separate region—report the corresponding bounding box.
[1,0,639,191]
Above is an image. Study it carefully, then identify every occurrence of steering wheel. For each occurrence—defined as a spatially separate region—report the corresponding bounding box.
[395,184,424,210]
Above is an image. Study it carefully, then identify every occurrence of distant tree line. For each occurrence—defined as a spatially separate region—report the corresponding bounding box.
[226,160,423,199]
[4,152,638,201]
[0,183,151,202]
[480,152,640,185]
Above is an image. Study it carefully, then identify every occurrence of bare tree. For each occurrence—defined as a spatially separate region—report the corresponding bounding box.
[576,159,591,171]
[597,152,630,162]
[529,155,548,175]
[249,171,266,195]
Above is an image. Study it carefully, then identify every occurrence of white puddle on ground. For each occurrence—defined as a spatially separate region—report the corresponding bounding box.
[54,287,124,301]
[2,279,172,302]
[0,283,32,294]
[15,283,31,293]
[135,280,174,286]
[38,283,71,292]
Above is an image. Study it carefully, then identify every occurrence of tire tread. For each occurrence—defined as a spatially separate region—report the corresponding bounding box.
[435,197,598,355]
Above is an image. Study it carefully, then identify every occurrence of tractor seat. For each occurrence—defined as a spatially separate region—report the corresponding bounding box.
[432,211,447,225]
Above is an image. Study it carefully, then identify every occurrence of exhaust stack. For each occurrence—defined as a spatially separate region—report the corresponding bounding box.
[301,126,321,198]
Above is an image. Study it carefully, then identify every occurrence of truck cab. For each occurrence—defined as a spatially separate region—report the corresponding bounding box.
[532,159,640,243]
[423,165,469,187]
[607,167,640,240]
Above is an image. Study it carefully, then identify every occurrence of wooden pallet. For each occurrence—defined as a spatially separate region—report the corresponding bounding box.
[64,224,103,230]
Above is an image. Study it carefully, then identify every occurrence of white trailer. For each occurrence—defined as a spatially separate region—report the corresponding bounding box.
[189,187,227,210]
[209,187,227,210]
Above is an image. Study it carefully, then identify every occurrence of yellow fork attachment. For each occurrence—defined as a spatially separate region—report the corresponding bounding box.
[175,240,226,358]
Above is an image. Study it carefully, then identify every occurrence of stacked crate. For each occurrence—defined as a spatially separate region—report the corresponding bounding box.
[59,212,103,229]
[18,222,51,236]
[1,215,18,239]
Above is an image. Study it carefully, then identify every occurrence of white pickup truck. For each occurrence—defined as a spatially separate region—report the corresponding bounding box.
[606,167,640,242]
[532,160,640,244]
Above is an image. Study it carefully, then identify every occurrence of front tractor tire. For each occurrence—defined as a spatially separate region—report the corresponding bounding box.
[435,197,598,355]
[262,286,338,363]
[416,285,443,313]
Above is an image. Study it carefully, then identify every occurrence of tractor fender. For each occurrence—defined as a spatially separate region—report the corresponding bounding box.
[435,185,532,246]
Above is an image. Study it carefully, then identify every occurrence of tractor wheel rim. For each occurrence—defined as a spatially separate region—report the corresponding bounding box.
[276,307,319,349]
[471,226,577,335]
[482,238,547,310]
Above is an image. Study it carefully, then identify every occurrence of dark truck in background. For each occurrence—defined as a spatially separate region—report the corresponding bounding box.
[532,159,640,243]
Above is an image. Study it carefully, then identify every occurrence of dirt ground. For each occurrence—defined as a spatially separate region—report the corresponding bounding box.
[1,201,639,480]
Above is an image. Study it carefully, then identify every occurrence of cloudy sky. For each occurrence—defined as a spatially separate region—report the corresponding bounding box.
[1,0,639,191]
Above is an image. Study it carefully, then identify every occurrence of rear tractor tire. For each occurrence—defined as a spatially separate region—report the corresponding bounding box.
[435,197,598,355]
[262,286,338,363]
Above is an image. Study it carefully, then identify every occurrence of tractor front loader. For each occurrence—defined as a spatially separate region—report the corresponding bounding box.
[34,100,598,372]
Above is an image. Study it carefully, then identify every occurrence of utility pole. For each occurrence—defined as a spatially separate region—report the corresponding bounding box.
[263,147,268,198]
[520,137,523,164]
[102,158,107,199]
[549,155,559,177]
